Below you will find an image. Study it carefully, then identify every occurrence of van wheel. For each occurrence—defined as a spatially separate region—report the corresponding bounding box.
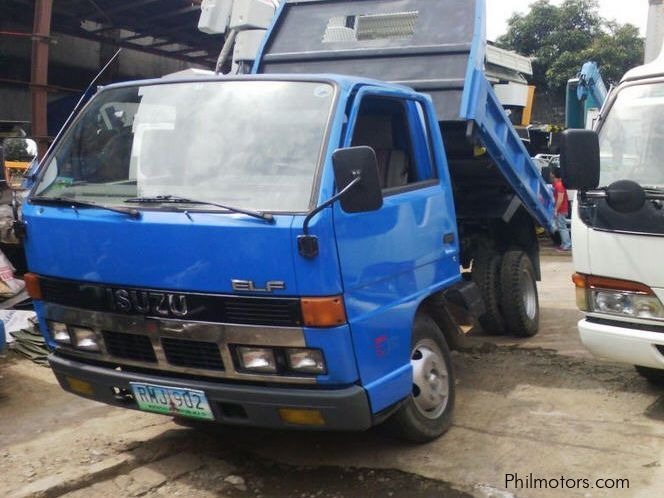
[635,365,664,386]
[500,250,540,337]
[472,250,507,335]
[385,313,455,443]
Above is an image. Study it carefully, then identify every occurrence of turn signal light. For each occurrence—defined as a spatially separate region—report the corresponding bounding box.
[24,273,42,300]
[66,377,94,396]
[301,296,346,327]
[573,273,653,295]
[572,273,587,289]
[572,273,590,311]
[278,408,326,426]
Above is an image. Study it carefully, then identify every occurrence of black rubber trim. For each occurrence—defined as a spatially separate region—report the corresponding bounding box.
[49,354,372,431]
[586,316,664,334]
[578,197,664,237]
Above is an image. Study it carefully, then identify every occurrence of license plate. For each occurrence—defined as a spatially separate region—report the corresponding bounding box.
[129,383,214,421]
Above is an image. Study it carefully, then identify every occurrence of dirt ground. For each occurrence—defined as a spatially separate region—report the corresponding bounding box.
[1,252,663,498]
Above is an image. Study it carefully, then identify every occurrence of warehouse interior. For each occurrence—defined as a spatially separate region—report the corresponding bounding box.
[0,0,224,154]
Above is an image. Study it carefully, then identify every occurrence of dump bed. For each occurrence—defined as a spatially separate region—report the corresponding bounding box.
[253,0,554,230]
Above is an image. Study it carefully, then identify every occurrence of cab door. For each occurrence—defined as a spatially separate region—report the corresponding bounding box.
[332,88,460,413]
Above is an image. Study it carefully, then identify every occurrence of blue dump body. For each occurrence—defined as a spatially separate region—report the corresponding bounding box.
[22,0,554,439]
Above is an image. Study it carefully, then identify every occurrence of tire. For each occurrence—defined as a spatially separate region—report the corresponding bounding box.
[499,250,540,337]
[472,249,507,335]
[384,313,455,443]
[635,365,664,386]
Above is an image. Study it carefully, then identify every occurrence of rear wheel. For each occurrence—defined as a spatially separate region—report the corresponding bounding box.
[385,313,455,443]
[500,250,540,337]
[635,365,664,386]
[472,249,507,335]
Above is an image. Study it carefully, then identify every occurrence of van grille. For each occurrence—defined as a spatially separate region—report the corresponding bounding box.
[161,337,225,371]
[39,276,303,326]
[102,331,157,363]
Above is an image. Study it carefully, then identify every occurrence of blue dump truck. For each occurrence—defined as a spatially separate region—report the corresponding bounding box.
[20,0,553,442]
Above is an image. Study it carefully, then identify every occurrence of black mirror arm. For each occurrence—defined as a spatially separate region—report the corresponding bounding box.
[581,189,607,200]
[580,189,664,201]
[302,175,362,236]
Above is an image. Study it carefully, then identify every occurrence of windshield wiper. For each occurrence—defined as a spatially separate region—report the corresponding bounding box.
[124,195,274,223]
[32,197,141,219]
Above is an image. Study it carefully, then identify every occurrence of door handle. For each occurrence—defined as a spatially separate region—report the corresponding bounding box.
[443,233,455,245]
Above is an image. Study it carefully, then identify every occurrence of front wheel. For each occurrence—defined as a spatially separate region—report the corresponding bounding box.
[635,365,664,386]
[384,313,455,443]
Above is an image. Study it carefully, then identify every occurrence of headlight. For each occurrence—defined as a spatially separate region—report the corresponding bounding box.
[70,327,101,352]
[591,290,664,319]
[48,321,71,344]
[286,348,326,374]
[237,347,277,373]
[574,273,664,320]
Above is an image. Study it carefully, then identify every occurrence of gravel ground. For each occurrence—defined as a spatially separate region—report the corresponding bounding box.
[1,255,663,498]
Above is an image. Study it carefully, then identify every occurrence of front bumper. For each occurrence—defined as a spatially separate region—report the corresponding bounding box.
[579,318,664,369]
[49,354,372,431]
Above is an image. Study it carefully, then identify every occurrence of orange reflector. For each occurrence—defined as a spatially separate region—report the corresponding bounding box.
[24,273,42,299]
[301,296,346,327]
[586,275,653,295]
[66,377,94,396]
[278,408,326,426]
[572,273,587,288]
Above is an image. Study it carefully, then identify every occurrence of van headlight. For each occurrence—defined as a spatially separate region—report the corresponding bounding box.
[237,346,278,373]
[574,273,664,320]
[70,327,101,352]
[48,321,71,344]
[591,291,664,319]
[286,348,326,375]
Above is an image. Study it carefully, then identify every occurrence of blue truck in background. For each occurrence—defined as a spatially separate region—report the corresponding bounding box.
[19,0,554,442]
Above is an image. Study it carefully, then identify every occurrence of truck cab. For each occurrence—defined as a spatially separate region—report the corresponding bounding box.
[563,52,664,384]
[23,0,553,442]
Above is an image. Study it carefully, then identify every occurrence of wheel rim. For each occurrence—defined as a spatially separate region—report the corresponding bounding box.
[410,339,450,419]
[520,268,537,321]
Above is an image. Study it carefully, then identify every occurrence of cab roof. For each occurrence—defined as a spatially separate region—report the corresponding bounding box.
[100,72,415,96]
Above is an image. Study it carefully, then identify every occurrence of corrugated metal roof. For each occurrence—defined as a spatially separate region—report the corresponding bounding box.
[1,0,221,66]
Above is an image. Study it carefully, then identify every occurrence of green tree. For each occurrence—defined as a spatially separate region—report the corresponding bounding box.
[498,0,643,95]
[2,138,32,161]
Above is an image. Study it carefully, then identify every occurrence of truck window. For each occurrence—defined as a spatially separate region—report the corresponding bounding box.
[33,81,336,213]
[599,82,664,188]
[351,97,433,192]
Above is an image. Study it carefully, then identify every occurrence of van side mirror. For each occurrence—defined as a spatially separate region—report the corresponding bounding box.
[2,138,37,190]
[559,129,600,190]
[332,146,383,213]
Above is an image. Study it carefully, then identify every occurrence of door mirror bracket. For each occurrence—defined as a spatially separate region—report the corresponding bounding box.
[297,146,383,259]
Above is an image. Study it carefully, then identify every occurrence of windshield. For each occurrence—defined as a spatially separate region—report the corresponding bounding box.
[598,82,664,188]
[34,80,335,212]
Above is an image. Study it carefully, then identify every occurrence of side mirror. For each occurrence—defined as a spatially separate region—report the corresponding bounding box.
[559,129,600,190]
[332,146,383,213]
[2,138,37,190]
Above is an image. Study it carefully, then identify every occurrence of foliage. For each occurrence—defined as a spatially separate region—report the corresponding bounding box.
[2,138,34,161]
[497,0,644,94]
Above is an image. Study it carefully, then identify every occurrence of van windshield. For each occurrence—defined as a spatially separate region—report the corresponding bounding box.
[33,80,335,212]
[599,82,664,188]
